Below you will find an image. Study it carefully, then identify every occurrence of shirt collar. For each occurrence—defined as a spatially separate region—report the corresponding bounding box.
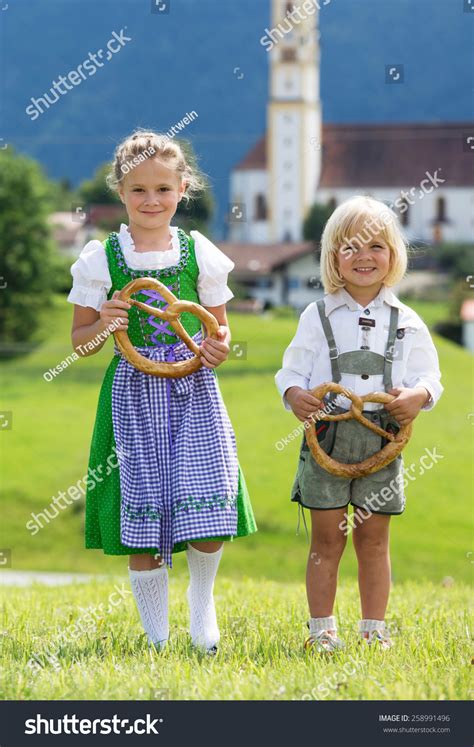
[324,285,405,315]
[117,223,179,253]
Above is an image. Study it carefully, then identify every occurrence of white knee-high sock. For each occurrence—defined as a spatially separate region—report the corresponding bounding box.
[186,544,223,650]
[128,566,169,649]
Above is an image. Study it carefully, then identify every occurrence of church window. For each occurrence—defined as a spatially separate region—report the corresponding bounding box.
[282,49,297,62]
[254,194,267,221]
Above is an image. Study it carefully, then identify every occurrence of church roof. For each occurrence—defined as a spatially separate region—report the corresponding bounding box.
[234,135,267,170]
[219,241,316,276]
[233,122,473,187]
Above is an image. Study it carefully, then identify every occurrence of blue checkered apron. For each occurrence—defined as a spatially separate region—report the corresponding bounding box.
[111,331,239,567]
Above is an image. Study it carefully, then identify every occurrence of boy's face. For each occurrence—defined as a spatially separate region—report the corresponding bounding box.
[118,157,186,230]
[336,223,391,295]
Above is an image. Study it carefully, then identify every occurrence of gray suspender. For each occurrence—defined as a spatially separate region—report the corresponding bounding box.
[382,306,399,390]
[316,300,342,383]
[316,299,399,392]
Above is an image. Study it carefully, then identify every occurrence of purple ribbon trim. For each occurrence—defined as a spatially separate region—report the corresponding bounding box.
[139,288,177,344]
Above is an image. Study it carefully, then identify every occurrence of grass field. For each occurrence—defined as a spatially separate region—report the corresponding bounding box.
[0,578,470,701]
[0,294,472,700]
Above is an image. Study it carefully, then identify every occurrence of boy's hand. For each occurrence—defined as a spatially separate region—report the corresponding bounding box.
[199,327,230,368]
[285,386,323,422]
[385,386,430,426]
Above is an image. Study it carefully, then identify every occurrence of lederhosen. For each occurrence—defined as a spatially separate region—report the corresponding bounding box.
[291,299,406,516]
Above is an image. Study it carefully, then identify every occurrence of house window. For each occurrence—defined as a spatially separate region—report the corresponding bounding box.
[436,196,447,223]
[254,194,267,221]
[398,198,409,226]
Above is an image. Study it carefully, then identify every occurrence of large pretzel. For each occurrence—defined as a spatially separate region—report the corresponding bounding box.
[113,278,219,378]
[305,383,412,478]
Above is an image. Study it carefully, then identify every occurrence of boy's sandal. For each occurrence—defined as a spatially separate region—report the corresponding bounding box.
[360,630,393,650]
[304,630,345,653]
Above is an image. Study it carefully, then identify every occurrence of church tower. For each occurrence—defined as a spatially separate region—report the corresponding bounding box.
[267,0,322,242]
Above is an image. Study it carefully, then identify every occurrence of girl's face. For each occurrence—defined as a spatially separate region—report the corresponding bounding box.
[336,225,391,296]
[118,157,186,230]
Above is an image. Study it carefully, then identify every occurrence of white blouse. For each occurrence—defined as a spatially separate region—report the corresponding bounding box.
[275,285,444,412]
[67,224,235,311]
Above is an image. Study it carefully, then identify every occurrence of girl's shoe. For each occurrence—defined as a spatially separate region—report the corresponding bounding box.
[304,629,345,653]
[360,629,393,650]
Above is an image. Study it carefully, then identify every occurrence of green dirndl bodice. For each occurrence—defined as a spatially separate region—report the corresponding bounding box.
[84,228,257,556]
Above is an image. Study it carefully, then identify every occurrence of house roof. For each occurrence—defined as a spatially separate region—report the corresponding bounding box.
[319,122,473,188]
[219,241,317,276]
[49,212,85,245]
[233,122,473,187]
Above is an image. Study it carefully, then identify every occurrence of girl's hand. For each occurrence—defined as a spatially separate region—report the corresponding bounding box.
[285,386,323,422]
[99,290,131,331]
[199,327,230,368]
[385,386,430,426]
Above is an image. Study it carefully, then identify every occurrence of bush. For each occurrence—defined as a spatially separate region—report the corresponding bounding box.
[435,243,474,280]
[0,148,56,350]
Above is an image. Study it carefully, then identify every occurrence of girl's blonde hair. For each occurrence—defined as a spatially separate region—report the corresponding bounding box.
[320,195,408,294]
[106,128,206,204]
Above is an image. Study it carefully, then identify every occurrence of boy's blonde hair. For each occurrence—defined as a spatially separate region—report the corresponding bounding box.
[320,195,408,293]
[106,128,206,204]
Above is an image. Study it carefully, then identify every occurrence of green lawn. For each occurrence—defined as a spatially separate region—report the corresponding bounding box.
[0,578,470,700]
[0,295,472,584]
[0,294,472,701]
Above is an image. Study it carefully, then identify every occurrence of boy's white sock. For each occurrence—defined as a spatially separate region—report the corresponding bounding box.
[359,618,386,636]
[309,615,337,636]
[186,544,223,650]
[128,566,169,649]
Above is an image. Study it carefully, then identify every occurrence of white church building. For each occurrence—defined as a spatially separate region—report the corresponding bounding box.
[227,0,473,253]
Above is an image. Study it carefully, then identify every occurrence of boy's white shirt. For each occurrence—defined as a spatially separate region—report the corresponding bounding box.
[275,285,443,412]
[67,224,235,311]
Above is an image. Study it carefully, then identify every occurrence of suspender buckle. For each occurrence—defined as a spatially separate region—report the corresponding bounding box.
[329,346,339,360]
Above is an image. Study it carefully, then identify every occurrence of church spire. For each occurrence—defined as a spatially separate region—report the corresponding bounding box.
[267,0,322,241]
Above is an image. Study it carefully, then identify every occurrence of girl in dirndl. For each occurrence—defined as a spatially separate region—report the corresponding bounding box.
[68,130,257,653]
[276,196,443,653]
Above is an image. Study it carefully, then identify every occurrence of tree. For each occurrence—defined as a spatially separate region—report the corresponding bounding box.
[303,201,334,243]
[77,163,120,206]
[175,187,214,234]
[0,148,56,351]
